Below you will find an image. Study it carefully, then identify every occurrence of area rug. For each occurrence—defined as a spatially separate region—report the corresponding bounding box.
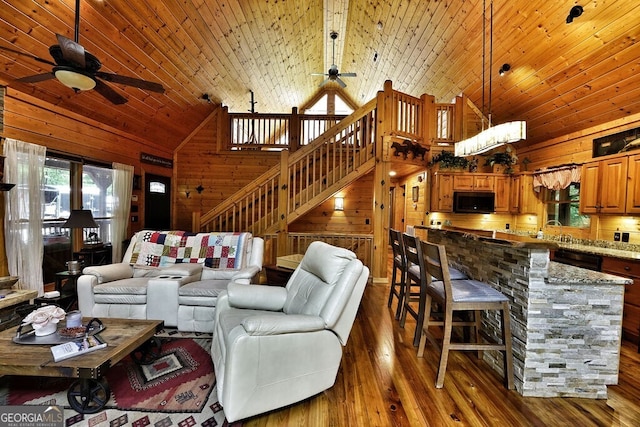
[0,338,231,426]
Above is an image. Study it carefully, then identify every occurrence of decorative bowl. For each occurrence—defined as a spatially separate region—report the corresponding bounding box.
[0,276,19,290]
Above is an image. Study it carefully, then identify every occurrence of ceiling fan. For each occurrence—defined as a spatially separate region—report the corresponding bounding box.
[311,31,356,88]
[0,0,164,105]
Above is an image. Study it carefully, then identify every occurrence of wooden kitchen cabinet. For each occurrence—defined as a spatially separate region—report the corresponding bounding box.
[431,173,454,212]
[494,175,511,212]
[580,157,627,214]
[625,153,640,213]
[453,174,494,191]
[601,256,640,344]
[510,173,536,214]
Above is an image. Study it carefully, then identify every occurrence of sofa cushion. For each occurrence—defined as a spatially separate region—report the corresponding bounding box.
[178,280,228,306]
[129,231,250,268]
[93,277,149,305]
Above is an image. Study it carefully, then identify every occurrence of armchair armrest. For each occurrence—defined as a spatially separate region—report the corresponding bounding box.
[227,282,287,311]
[230,266,261,284]
[82,263,133,284]
[242,314,325,336]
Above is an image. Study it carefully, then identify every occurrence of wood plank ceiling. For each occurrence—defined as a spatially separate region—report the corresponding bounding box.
[0,0,638,152]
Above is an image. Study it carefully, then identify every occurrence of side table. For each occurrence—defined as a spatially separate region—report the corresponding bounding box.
[264,264,295,286]
[34,271,81,311]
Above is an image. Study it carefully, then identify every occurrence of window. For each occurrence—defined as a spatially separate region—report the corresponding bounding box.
[545,183,590,228]
[42,156,113,283]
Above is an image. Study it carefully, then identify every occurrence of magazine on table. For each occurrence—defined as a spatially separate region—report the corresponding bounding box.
[50,334,107,362]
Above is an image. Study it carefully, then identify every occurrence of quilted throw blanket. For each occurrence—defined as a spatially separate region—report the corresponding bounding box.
[130,231,249,268]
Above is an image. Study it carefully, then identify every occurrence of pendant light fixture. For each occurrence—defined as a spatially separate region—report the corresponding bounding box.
[455,0,526,156]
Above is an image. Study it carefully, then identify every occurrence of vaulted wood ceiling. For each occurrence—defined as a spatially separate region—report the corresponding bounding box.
[0,0,638,151]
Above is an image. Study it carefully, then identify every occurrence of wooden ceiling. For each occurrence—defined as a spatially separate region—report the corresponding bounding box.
[0,0,639,151]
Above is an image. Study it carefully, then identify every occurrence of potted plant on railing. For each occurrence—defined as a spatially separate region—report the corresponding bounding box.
[429,151,470,171]
[484,147,518,174]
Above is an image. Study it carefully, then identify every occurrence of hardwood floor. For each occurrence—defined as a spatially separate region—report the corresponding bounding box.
[243,269,640,426]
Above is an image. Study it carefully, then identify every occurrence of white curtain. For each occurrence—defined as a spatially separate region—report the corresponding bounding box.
[533,165,582,192]
[3,139,46,295]
[111,162,134,262]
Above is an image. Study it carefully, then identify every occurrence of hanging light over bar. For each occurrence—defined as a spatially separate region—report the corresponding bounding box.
[454,121,526,156]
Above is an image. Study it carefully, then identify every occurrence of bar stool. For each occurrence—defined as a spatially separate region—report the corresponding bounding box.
[417,240,514,389]
[387,229,407,320]
[400,234,469,346]
[399,232,426,346]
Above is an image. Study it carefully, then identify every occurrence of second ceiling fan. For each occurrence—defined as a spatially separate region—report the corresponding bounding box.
[312,31,357,88]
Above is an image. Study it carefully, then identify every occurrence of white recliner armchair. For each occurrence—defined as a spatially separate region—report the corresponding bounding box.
[210,241,369,422]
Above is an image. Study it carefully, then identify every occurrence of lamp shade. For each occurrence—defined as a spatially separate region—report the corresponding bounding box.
[54,67,97,91]
[63,210,98,229]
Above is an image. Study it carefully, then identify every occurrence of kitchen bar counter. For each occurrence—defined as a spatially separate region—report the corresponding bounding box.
[422,227,629,399]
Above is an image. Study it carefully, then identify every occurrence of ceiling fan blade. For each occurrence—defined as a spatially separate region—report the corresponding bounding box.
[318,78,331,87]
[15,72,55,83]
[0,45,57,67]
[93,79,127,105]
[311,72,329,76]
[56,34,86,68]
[340,72,357,77]
[95,72,165,93]
[336,77,347,88]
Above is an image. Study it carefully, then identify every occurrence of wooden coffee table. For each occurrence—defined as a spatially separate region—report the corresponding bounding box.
[0,317,163,413]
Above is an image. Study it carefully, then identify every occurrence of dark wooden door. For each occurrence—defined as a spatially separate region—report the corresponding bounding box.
[145,174,171,230]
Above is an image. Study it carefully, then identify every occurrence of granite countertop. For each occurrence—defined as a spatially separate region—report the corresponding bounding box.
[424,226,558,250]
[556,243,640,261]
[547,261,632,285]
[418,225,640,261]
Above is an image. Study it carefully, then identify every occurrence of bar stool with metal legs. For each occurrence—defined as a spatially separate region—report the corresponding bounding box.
[387,229,407,320]
[417,240,514,389]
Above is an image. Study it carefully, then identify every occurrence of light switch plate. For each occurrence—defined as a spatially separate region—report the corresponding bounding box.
[614,232,621,241]
[622,232,630,242]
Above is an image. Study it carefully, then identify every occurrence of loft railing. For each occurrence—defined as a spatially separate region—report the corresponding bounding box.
[229,111,347,150]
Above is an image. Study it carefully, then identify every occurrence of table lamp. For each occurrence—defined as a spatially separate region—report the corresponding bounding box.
[63,209,99,251]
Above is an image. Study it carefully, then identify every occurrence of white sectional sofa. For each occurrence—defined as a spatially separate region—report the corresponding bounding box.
[77,230,264,332]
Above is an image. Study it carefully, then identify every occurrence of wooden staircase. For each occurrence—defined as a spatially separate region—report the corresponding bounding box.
[195,97,378,236]
[191,81,459,275]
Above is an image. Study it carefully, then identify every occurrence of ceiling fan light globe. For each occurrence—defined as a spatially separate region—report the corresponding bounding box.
[54,68,96,91]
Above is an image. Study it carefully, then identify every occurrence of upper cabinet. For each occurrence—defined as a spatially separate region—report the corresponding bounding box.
[580,157,628,214]
[453,174,494,191]
[431,173,454,212]
[509,174,536,214]
[431,172,514,213]
[626,154,640,214]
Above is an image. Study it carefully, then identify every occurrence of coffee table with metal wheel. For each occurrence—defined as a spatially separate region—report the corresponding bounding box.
[0,317,163,414]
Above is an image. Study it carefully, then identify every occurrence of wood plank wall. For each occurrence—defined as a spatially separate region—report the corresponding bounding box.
[288,172,374,234]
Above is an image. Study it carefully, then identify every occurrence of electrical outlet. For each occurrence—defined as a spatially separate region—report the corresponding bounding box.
[506,223,510,230]
[614,232,621,241]
[622,232,630,243]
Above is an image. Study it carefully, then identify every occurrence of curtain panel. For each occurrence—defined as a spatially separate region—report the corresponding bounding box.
[111,162,134,262]
[3,139,46,295]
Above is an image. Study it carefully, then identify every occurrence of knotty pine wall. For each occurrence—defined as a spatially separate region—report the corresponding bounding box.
[288,172,374,234]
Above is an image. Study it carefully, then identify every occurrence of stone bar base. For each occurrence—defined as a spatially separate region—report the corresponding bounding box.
[426,228,628,398]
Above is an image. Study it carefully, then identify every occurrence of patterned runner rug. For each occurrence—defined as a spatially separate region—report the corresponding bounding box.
[0,338,231,426]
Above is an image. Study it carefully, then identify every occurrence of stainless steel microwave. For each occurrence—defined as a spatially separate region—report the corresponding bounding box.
[453,191,495,213]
